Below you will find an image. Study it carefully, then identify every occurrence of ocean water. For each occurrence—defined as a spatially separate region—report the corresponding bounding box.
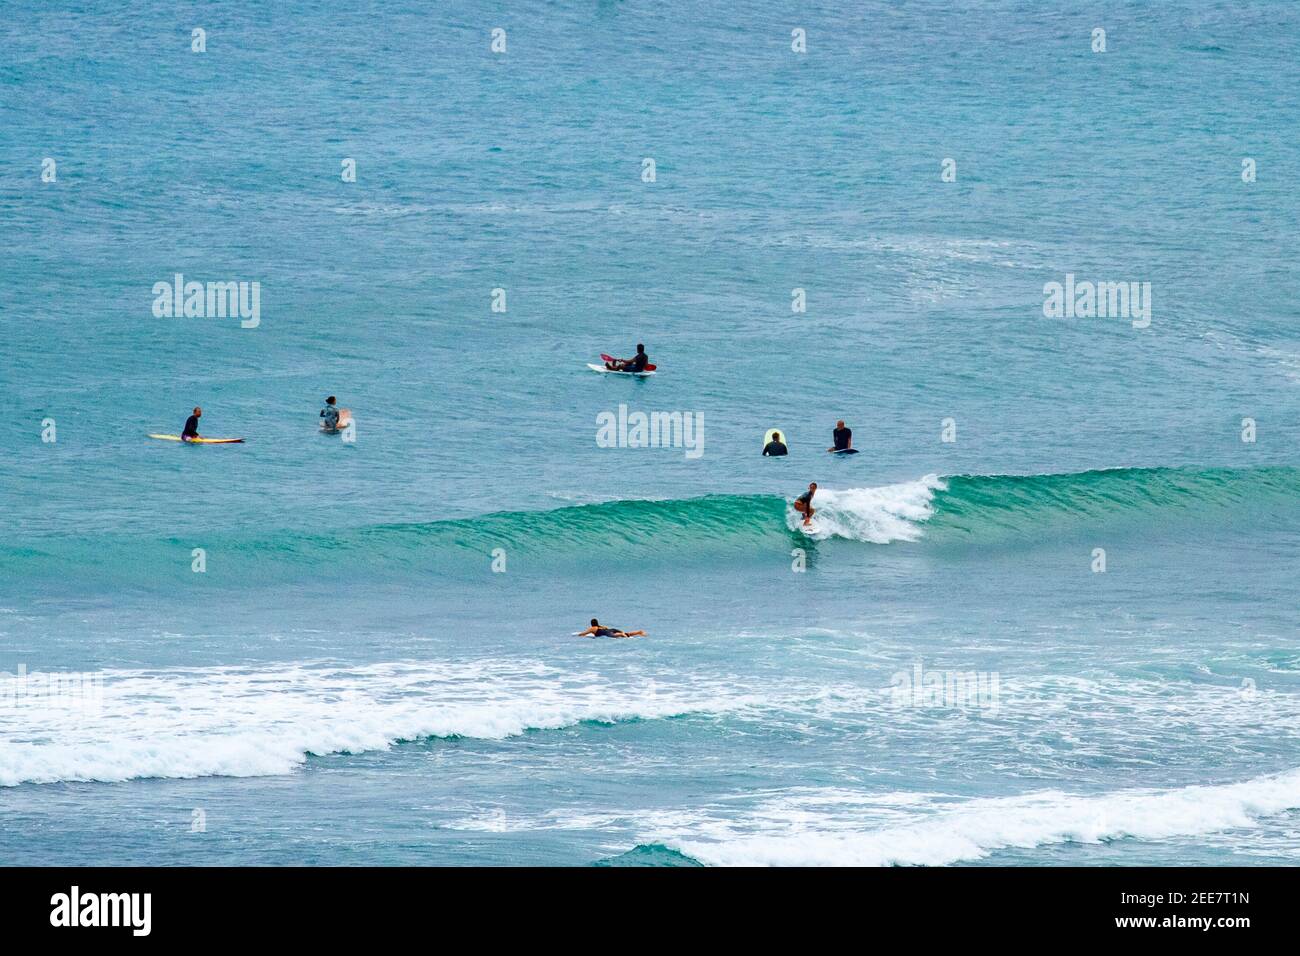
[2,0,1299,866]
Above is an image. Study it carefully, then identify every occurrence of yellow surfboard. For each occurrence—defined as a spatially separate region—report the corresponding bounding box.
[148,434,245,444]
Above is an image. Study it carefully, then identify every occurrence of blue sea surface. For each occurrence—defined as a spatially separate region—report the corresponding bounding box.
[1,1,1298,865]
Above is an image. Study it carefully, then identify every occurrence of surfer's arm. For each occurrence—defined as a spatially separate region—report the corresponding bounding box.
[575,627,598,637]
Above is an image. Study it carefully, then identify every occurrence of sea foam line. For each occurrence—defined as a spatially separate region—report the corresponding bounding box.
[0,660,761,787]
[661,771,1300,866]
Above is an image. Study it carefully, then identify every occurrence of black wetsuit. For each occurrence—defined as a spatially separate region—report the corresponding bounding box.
[594,627,619,637]
[628,352,649,372]
[182,415,200,439]
[762,440,788,457]
[832,427,851,451]
[795,489,815,508]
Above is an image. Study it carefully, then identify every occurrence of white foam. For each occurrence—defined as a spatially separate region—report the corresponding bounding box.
[787,475,945,542]
[661,771,1300,866]
[0,661,761,787]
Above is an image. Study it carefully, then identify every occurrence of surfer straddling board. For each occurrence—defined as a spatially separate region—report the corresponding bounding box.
[605,344,650,373]
[828,420,857,454]
[182,406,202,441]
[762,430,788,456]
[319,395,353,433]
[147,405,245,444]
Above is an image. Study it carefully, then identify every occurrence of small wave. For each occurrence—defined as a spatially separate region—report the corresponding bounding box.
[657,771,1300,866]
[594,844,704,867]
[1,467,1294,584]
[0,661,761,787]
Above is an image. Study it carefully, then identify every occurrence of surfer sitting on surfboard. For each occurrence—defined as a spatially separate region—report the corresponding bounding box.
[319,396,353,432]
[828,420,853,453]
[576,618,646,639]
[762,431,788,456]
[181,407,202,442]
[792,482,817,527]
[320,396,340,430]
[605,344,649,373]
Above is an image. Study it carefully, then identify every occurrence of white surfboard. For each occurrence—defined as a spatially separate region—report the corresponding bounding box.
[587,363,656,377]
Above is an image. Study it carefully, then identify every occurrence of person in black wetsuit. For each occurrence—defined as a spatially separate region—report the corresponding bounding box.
[792,482,817,526]
[762,431,788,456]
[181,407,202,442]
[607,344,649,373]
[828,420,852,452]
[577,617,646,638]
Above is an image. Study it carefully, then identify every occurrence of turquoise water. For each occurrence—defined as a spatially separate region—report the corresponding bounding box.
[2,1,1299,865]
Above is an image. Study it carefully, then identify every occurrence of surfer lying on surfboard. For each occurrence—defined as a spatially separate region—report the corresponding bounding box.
[792,482,817,526]
[576,618,646,639]
[605,344,650,373]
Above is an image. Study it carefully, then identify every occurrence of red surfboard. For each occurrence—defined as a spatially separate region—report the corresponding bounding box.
[599,354,656,371]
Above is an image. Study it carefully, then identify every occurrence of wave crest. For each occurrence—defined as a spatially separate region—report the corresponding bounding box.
[2,467,1294,585]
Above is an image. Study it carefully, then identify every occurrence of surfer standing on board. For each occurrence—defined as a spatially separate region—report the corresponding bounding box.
[181,407,202,442]
[606,344,649,373]
[576,618,646,639]
[792,482,817,526]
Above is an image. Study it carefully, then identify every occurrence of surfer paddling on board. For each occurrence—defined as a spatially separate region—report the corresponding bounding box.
[828,420,852,453]
[181,407,202,442]
[576,618,646,639]
[792,482,817,527]
[606,344,649,373]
